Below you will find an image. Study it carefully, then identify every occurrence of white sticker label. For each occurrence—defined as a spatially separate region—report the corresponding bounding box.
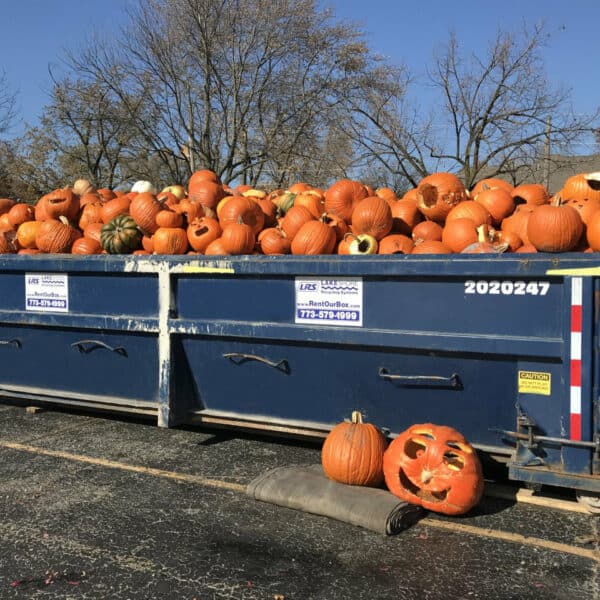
[25,273,69,312]
[295,277,363,326]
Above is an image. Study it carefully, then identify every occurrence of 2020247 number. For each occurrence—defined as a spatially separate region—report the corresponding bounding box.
[464,280,550,296]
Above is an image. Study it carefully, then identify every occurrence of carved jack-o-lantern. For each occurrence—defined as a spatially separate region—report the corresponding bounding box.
[383,423,484,515]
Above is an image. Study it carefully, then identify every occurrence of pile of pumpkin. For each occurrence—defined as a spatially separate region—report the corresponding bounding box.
[322,412,484,516]
[1,168,600,255]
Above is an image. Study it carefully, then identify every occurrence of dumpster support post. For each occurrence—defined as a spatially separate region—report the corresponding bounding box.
[157,264,173,427]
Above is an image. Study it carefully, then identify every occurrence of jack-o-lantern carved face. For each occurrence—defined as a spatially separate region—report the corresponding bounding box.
[383,423,484,515]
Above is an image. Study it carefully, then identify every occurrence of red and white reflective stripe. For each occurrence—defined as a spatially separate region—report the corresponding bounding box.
[570,277,582,440]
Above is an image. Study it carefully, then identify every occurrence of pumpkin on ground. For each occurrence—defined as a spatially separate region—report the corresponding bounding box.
[383,423,484,515]
[321,411,388,487]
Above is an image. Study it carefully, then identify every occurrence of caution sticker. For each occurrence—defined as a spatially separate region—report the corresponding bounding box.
[518,371,551,395]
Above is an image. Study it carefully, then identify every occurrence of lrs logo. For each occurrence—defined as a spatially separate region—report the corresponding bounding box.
[28,277,39,285]
[299,282,318,291]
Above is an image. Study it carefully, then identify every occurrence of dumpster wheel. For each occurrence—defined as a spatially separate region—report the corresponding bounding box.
[575,491,600,514]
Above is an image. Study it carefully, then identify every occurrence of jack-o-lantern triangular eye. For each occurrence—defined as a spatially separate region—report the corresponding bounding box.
[404,438,428,459]
[444,451,465,471]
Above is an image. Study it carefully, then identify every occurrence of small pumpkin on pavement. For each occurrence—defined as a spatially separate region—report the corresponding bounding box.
[321,411,388,487]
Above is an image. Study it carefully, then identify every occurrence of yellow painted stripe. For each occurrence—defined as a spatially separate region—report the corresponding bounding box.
[546,266,600,276]
[181,265,235,274]
[1,439,598,562]
[0,440,245,493]
[421,518,599,563]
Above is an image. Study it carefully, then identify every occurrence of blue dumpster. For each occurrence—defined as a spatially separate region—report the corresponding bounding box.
[0,253,598,505]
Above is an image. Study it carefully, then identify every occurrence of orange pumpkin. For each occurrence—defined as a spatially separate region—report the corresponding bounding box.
[258,227,291,255]
[290,220,336,255]
[560,173,600,203]
[174,199,204,224]
[188,169,221,186]
[378,234,414,254]
[78,202,105,230]
[321,212,349,243]
[250,196,278,228]
[411,220,443,243]
[35,218,79,253]
[186,217,222,253]
[83,222,103,243]
[43,188,80,221]
[441,218,481,253]
[470,177,513,197]
[128,192,163,234]
[155,209,184,228]
[101,195,132,224]
[585,210,600,251]
[411,240,452,254]
[527,198,584,253]
[389,198,423,235]
[220,222,255,254]
[351,196,393,240]
[501,204,535,245]
[218,196,264,235]
[7,203,34,228]
[321,411,388,487]
[511,183,550,206]
[294,191,325,218]
[383,423,484,515]
[204,237,230,255]
[188,179,225,208]
[280,205,315,241]
[153,227,189,254]
[16,220,41,249]
[71,237,103,255]
[445,201,491,227]
[416,172,467,223]
[473,187,515,225]
[375,187,398,203]
[324,179,369,223]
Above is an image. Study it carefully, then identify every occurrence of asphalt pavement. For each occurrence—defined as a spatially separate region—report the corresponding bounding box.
[0,403,598,599]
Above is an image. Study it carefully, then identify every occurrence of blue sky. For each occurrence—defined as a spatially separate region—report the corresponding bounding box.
[1,0,599,151]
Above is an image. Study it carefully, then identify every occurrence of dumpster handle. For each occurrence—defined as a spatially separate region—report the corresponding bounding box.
[378,368,460,388]
[71,340,127,357]
[0,338,21,348]
[223,353,289,373]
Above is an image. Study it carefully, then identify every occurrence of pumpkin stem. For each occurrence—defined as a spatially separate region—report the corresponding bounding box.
[476,225,487,243]
[350,411,364,424]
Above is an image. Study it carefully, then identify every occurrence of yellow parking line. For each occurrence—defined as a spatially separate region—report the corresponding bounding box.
[1,439,598,562]
[0,440,245,493]
[421,518,599,563]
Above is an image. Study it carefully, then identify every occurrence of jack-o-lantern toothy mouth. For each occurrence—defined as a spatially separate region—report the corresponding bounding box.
[398,469,449,503]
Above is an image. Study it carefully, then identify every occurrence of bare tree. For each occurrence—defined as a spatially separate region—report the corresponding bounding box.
[0,70,16,139]
[60,0,378,188]
[342,63,433,190]
[344,24,599,190]
[428,25,599,188]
